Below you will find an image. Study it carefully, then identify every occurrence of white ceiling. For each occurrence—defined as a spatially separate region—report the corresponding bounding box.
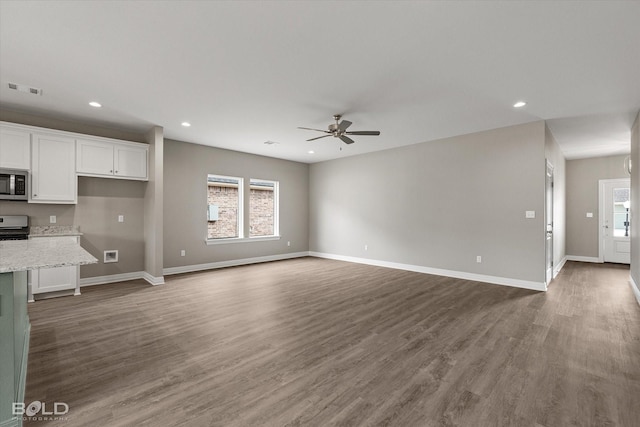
[1,1,638,164]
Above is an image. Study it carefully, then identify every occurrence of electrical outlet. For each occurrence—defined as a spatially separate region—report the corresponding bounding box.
[118,215,124,223]
[180,250,186,257]
[49,215,56,224]
[287,241,291,247]
[477,256,482,263]
[364,244,368,251]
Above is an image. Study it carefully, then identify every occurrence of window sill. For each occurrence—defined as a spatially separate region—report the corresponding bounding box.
[205,235,281,245]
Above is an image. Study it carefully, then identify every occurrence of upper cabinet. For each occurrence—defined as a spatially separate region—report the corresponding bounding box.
[0,126,30,170]
[0,121,149,205]
[31,133,77,204]
[77,138,148,180]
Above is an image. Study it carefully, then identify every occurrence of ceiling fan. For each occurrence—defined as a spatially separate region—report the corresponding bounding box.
[298,114,380,144]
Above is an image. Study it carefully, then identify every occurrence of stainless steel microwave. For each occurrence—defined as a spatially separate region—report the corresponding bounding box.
[0,168,29,201]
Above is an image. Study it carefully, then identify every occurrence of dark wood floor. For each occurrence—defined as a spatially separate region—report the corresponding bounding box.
[23,258,639,426]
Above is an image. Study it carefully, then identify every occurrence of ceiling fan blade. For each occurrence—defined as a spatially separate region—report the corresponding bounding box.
[339,135,355,144]
[298,127,331,133]
[345,131,381,136]
[338,120,352,131]
[307,135,332,141]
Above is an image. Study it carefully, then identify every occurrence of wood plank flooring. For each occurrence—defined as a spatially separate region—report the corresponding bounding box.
[23,258,639,426]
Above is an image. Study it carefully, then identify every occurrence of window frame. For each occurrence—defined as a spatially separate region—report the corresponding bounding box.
[206,174,244,242]
[204,175,281,245]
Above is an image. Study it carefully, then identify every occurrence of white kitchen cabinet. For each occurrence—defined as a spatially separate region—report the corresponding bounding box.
[77,138,148,180]
[31,132,77,204]
[0,125,30,170]
[28,236,81,301]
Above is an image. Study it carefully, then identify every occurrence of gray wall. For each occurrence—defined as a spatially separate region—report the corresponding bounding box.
[0,177,146,278]
[0,110,147,279]
[631,111,639,293]
[310,121,547,284]
[545,124,567,272]
[566,155,630,258]
[163,139,309,268]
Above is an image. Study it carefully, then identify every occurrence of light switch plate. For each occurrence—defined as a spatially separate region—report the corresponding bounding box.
[118,215,124,223]
[49,215,56,224]
[525,211,536,219]
[586,212,593,218]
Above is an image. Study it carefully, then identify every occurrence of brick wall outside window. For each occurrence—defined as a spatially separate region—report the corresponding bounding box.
[207,185,275,238]
[250,188,274,236]
[207,186,239,239]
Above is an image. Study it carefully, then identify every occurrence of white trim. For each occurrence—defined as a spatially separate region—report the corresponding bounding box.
[566,255,601,263]
[79,271,145,287]
[205,235,281,245]
[309,252,547,292]
[553,256,567,278]
[163,251,309,276]
[630,275,640,307]
[143,272,165,286]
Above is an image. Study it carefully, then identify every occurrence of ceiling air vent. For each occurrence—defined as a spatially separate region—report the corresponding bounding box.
[7,82,43,95]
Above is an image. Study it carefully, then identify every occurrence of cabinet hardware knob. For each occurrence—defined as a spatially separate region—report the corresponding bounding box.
[110,170,113,173]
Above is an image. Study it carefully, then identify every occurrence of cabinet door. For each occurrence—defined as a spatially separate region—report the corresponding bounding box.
[31,133,77,204]
[114,144,148,179]
[0,126,30,170]
[76,139,115,176]
[31,265,78,294]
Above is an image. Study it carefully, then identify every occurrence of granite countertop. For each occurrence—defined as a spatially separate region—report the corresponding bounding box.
[0,239,97,273]
[29,225,83,237]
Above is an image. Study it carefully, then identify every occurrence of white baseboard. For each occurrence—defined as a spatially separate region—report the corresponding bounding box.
[162,251,310,276]
[143,272,165,286]
[553,256,568,278]
[566,255,601,263]
[80,271,146,287]
[80,271,164,287]
[309,252,547,292]
[630,275,640,307]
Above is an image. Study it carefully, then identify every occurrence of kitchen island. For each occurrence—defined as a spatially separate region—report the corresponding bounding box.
[0,239,96,427]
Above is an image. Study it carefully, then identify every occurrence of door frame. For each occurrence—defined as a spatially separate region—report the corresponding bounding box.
[598,178,631,263]
[545,160,554,285]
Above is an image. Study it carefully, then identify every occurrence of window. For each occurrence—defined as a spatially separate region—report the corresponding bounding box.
[207,175,243,239]
[613,187,630,237]
[249,179,279,237]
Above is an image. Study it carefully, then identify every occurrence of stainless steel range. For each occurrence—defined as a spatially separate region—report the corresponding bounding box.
[0,215,29,240]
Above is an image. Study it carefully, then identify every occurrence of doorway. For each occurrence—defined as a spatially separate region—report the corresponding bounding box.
[599,178,631,264]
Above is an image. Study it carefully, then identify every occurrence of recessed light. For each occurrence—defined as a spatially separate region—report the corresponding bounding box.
[181,122,191,127]
[513,101,527,108]
[308,150,315,154]
[89,101,102,108]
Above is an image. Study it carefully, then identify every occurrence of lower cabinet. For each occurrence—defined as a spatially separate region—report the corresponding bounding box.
[28,236,80,302]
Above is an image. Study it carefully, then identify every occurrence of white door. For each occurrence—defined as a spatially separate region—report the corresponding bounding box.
[601,178,631,264]
[545,161,554,284]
